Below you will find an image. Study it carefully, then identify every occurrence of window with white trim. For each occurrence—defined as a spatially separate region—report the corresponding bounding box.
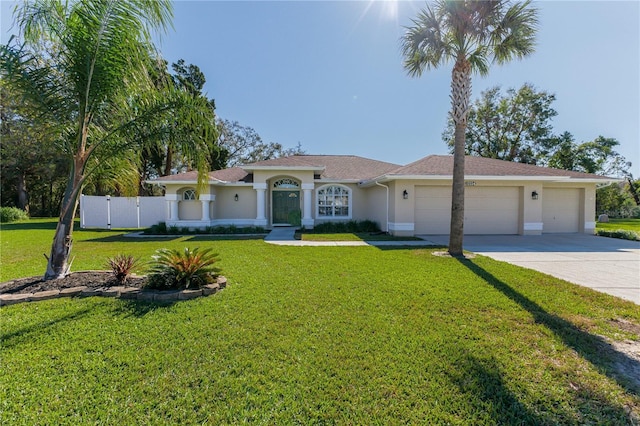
[317,185,350,218]
[182,189,196,201]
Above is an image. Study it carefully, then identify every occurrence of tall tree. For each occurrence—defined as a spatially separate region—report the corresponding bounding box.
[217,119,305,167]
[443,83,557,163]
[543,133,629,176]
[402,0,538,255]
[135,58,221,182]
[0,79,66,214]
[1,0,214,279]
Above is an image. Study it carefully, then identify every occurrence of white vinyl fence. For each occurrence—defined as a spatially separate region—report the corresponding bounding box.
[80,195,167,229]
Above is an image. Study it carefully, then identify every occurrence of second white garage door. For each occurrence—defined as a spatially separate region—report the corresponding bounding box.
[542,188,581,233]
[414,186,520,235]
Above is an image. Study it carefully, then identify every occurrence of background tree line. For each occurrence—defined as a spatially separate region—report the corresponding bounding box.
[1,58,303,215]
[441,83,639,217]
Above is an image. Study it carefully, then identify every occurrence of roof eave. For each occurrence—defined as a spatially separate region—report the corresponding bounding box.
[145,178,252,186]
[359,174,620,187]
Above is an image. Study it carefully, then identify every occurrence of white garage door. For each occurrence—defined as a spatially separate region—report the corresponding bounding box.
[414,186,520,235]
[542,188,580,233]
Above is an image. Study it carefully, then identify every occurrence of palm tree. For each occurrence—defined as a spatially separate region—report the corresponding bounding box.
[1,0,214,279]
[401,0,538,256]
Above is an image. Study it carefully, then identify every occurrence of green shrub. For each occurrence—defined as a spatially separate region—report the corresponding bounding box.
[147,247,221,290]
[0,207,29,223]
[288,209,302,227]
[106,254,140,284]
[595,229,640,241]
[144,222,168,234]
[145,223,267,235]
[312,220,380,234]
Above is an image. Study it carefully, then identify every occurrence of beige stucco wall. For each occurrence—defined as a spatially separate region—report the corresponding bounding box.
[178,201,200,220]
[215,187,256,220]
[364,185,389,232]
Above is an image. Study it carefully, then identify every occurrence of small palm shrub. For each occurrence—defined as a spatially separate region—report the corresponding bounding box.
[106,254,140,285]
[0,207,29,223]
[147,247,221,290]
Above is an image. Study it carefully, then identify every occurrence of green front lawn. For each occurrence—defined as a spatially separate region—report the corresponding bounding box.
[596,218,640,233]
[1,219,639,424]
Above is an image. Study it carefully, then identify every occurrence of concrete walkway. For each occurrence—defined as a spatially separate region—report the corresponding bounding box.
[420,234,640,305]
[264,227,297,242]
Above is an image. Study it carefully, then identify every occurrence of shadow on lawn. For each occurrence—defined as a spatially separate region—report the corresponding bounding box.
[0,307,93,349]
[1,221,58,231]
[449,352,544,424]
[83,234,265,243]
[187,235,265,242]
[458,258,640,397]
[82,234,183,243]
[374,245,447,251]
[112,299,177,317]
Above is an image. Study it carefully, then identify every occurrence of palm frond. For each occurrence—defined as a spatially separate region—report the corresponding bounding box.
[400,4,448,76]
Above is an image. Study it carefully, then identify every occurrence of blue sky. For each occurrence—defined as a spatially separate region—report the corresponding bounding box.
[2,1,639,175]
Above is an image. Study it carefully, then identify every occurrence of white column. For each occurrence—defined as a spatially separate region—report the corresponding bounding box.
[166,194,179,221]
[254,183,267,226]
[301,183,314,228]
[199,194,215,221]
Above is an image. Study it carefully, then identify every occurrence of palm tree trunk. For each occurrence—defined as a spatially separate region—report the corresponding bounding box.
[44,155,85,280]
[627,176,640,205]
[448,58,472,256]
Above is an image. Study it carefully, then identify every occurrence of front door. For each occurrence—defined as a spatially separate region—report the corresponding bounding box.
[272,191,300,225]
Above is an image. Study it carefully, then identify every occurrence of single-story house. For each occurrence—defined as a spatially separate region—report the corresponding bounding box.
[148,154,616,236]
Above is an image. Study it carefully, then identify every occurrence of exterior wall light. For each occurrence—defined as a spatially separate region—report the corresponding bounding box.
[234,194,239,201]
[402,190,409,200]
[531,191,539,200]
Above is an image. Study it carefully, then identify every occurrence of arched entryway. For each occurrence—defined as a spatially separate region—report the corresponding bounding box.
[271,178,301,225]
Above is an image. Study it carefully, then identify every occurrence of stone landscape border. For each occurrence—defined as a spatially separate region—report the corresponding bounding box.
[0,276,227,307]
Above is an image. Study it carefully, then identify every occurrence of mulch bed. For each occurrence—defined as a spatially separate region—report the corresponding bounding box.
[0,271,147,295]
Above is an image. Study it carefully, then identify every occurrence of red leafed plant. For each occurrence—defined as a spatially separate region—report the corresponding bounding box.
[106,254,140,285]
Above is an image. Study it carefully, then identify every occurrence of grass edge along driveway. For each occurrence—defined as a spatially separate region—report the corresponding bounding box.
[1,220,639,424]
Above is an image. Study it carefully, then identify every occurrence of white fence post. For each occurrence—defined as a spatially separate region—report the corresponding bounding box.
[106,195,111,230]
[80,194,85,228]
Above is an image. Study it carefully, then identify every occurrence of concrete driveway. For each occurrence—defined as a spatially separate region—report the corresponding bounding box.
[419,234,640,304]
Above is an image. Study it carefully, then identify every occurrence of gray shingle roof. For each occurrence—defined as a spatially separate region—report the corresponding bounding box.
[244,155,402,180]
[153,167,250,183]
[151,154,613,184]
[386,155,612,180]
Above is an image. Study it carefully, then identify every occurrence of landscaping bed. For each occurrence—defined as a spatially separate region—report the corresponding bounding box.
[0,271,228,306]
[0,271,146,294]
